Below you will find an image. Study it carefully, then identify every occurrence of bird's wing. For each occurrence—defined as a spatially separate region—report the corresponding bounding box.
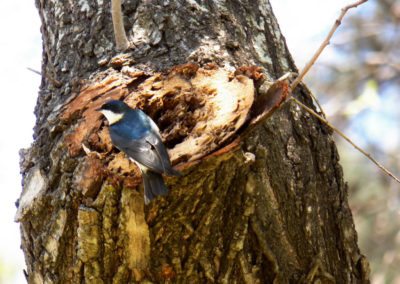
[111,131,166,174]
[144,133,175,172]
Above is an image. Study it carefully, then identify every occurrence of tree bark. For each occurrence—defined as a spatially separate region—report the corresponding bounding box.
[17,0,370,283]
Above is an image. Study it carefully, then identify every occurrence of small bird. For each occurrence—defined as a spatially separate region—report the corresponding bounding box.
[97,100,180,204]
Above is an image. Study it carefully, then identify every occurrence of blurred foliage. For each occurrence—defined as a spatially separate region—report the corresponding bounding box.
[305,1,400,283]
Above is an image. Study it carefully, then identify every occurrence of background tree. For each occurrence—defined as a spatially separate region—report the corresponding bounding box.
[301,1,400,282]
[16,0,370,282]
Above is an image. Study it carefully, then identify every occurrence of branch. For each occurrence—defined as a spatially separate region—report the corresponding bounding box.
[111,0,130,51]
[27,67,62,87]
[291,97,400,185]
[283,0,400,185]
[289,0,368,93]
[27,67,41,76]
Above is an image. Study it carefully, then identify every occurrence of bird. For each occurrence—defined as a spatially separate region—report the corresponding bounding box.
[97,100,181,204]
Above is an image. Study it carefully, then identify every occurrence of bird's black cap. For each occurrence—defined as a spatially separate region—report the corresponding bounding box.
[96,100,130,113]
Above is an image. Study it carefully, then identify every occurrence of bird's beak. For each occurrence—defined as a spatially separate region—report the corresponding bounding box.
[95,107,103,111]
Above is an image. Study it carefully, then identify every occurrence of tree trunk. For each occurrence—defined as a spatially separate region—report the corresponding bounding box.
[17,0,370,283]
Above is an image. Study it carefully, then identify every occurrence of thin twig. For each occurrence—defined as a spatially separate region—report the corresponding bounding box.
[27,67,62,87]
[289,0,368,93]
[291,97,400,184]
[276,0,399,184]
[27,67,41,76]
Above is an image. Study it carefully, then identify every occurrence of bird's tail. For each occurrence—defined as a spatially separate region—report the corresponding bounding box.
[142,170,168,204]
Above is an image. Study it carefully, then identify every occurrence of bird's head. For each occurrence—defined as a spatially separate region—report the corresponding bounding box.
[97,100,130,125]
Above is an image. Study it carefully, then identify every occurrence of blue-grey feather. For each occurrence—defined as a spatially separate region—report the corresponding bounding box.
[102,101,181,203]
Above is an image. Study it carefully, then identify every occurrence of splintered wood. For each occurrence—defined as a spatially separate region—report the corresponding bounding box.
[170,69,254,162]
[61,65,255,166]
[127,67,255,163]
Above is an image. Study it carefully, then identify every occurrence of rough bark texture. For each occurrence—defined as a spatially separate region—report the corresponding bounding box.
[17,0,370,283]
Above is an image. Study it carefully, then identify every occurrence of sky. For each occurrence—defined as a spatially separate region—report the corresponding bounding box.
[0,0,362,283]
[0,1,41,283]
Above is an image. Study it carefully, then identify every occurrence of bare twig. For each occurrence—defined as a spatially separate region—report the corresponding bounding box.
[27,67,41,76]
[111,0,130,51]
[289,0,368,93]
[27,67,62,87]
[283,0,400,185]
[291,97,400,184]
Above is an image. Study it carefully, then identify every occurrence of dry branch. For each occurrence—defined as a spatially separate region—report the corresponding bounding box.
[285,0,400,184]
[289,0,368,93]
[291,97,400,184]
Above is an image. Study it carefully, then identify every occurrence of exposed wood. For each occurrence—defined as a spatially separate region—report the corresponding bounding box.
[61,65,255,165]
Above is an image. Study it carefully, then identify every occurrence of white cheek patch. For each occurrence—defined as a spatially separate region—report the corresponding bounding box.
[100,110,124,124]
